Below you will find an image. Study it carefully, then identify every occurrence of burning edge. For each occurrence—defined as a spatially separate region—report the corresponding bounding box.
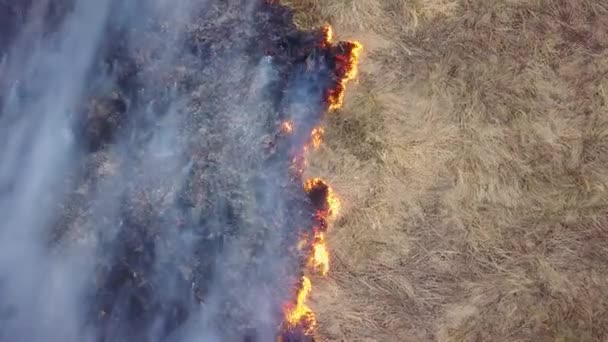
[276,15,362,342]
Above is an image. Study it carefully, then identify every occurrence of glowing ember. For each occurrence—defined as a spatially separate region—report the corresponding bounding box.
[308,230,329,276]
[311,127,324,150]
[284,276,316,334]
[281,121,294,134]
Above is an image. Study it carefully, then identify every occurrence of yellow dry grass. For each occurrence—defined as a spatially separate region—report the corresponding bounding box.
[285,0,608,341]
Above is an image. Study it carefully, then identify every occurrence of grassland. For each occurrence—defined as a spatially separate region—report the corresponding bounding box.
[284,0,608,341]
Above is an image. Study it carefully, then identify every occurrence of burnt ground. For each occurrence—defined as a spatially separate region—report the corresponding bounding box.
[0,1,345,341]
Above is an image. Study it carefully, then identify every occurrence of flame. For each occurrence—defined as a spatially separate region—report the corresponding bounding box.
[304,178,341,219]
[281,121,294,134]
[284,276,316,334]
[311,127,324,150]
[322,25,333,46]
[327,190,341,219]
[344,41,363,80]
[277,19,360,342]
[303,178,321,193]
[308,230,329,276]
[327,41,363,110]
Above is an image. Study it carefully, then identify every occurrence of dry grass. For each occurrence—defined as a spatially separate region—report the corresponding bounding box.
[284,0,608,341]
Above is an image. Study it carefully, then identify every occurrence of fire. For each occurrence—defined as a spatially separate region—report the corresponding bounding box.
[281,121,294,134]
[304,178,341,219]
[327,41,363,110]
[308,230,329,276]
[284,276,316,334]
[322,25,333,45]
[303,178,322,193]
[280,177,341,338]
[278,18,359,342]
[327,190,341,218]
[344,41,363,80]
[303,178,338,277]
[311,127,324,150]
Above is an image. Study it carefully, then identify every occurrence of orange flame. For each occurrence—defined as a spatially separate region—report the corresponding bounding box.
[303,177,321,193]
[308,230,329,276]
[279,21,360,341]
[321,25,333,46]
[326,189,341,219]
[304,178,341,219]
[281,178,342,336]
[327,41,363,110]
[344,41,363,80]
[284,276,316,334]
[311,127,324,150]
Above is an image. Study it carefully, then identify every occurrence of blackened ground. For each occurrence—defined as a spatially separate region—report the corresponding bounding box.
[0,1,344,341]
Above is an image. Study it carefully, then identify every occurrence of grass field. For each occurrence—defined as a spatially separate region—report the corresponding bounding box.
[284,0,608,341]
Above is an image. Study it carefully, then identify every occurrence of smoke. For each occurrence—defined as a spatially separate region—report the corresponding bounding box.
[0,1,332,341]
[0,1,111,341]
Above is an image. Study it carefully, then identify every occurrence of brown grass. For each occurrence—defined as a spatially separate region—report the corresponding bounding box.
[284,0,608,341]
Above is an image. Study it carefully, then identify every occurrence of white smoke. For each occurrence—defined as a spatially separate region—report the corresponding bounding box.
[0,1,111,341]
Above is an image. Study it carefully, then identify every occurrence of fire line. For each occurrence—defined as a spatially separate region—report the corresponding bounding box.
[278,20,363,341]
[275,6,361,340]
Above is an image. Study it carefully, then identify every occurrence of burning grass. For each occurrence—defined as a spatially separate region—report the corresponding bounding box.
[280,175,342,338]
[283,276,316,335]
[325,41,362,110]
[279,23,359,339]
[308,230,329,276]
